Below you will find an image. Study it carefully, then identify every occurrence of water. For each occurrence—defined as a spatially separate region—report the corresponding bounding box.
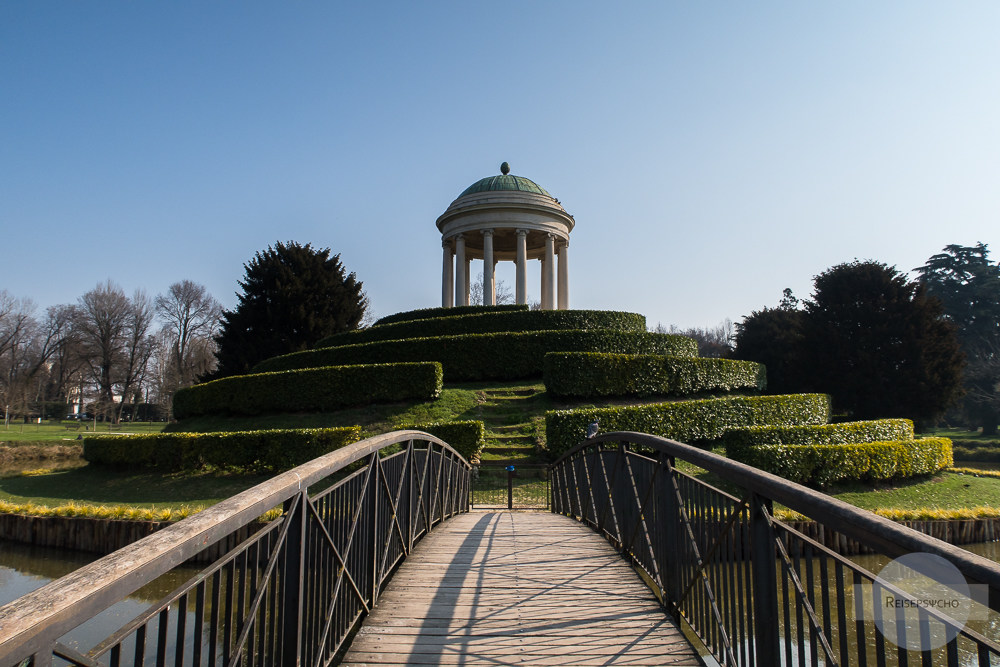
[0,541,200,658]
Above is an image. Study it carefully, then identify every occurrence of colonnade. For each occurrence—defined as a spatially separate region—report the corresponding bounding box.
[441,231,569,309]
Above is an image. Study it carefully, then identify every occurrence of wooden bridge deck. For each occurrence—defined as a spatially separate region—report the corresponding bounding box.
[342,511,700,666]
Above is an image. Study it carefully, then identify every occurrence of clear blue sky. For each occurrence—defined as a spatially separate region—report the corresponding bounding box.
[3,2,998,330]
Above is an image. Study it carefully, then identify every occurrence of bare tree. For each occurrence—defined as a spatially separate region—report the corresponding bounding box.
[0,292,38,425]
[654,319,735,358]
[155,280,221,389]
[117,290,155,422]
[470,273,515,306]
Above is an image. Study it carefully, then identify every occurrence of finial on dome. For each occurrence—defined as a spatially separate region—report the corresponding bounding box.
[500,162,510,175]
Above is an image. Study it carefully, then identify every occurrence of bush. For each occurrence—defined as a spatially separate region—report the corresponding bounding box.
[317,310,647,349]
[173,362,442,419]
[255,330,697,381]
[373,304,528,327]
[720,419,914,448]
[544,352,765,398]
[545,394,831,458]
[726,437,953,486]
[83,426,363,473]
[402,421,486,462]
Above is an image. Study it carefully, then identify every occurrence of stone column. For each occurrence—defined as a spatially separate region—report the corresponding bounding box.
[482,230,495,306]
[544,233,557,310]
[442,239,454,307]
[558,240,569,310]
[464,257,471,306]
[454,234,467,307]
[515,229,528,305]
[540,257,550,310]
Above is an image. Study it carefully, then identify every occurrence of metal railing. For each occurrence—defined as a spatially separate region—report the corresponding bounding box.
[551,432,1000,667]
[470,464,550,509]
[0,431,471,667]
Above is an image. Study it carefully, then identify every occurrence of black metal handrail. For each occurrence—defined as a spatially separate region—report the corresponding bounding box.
[551,431,1000,667]
[0,430,471,667]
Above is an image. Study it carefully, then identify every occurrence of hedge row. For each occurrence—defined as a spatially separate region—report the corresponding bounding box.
[953,446,1000,462]
[373,304,527,327]
[543,352,765,398]
[83,426,362,473]
[725,437,953,486]
[402,420,486,462]
[720,419,914,448]
[316,310,647,349]
[545,393,831,457]
[255,330,698,381]
[174,362,442,419]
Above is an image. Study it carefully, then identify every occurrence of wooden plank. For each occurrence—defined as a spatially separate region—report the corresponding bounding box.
[342,511,699,666]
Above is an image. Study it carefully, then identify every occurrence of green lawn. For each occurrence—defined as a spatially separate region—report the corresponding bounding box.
[829,470,1000,511]
[0,465,268,511]
[0,420,166,444]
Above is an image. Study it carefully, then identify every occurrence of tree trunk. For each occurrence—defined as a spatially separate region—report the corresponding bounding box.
[983,420,998,437]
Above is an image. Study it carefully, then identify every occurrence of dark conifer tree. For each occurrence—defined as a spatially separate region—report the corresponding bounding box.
[799,261,963,424]
[731,304,806,395]
[212,242,368,378]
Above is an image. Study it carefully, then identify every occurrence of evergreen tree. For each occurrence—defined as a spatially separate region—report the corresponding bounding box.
[800,261,963,424]
[212,242,368,378]
[731,305,805,395]
[916,243,1000,434]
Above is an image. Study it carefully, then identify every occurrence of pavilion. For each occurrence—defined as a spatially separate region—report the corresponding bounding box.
[436,163,574,309]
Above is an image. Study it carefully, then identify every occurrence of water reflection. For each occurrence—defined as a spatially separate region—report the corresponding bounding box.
[0,540,202,659]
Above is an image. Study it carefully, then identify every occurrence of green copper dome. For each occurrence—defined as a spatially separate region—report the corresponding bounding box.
[457,164,552,198]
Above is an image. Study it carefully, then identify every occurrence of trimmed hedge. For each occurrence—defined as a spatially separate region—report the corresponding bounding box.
[83,426,362,473]
[720,419,914,448]
[543,352,765,398]
[316,310,647,349]
[726,437,953,486]
[402,420,486,463]
[953,446,1000,462]
[254,330,698,381]
[373,305,527,327]
[173,362,443,419]
[546,393,831,458]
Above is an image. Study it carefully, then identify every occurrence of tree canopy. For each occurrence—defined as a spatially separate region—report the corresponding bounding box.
[916,243,1000,434]
[733,263,964,425]
[213,241,368,378]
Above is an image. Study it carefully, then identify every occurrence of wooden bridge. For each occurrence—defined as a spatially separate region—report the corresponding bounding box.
[343,512,698,666]
[4,430,1000,667]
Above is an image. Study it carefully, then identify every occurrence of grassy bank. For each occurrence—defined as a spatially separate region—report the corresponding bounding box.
[0,420,166,444]
[0,465,268,511]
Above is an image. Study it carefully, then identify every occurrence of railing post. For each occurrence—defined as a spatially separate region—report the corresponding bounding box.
[657,453,682,617]
[750,492,780,667]
[280,492,307,666]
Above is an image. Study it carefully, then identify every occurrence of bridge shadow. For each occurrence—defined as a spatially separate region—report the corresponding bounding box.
[379,511,695,666]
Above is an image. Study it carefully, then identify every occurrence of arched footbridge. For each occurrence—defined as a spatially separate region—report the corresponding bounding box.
[3,430,1000,666]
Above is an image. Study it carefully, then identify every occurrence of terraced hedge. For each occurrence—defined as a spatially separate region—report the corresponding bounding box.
[254,330,698,381]
[402,420,486,462]
[720,419,914,448]
[544,352,765,398]
[173,362,443,419]
[546,393,831,457]
[83,426,362,473]
[316,310,647,349]
[726,437,953,486]
[373,305,527,327]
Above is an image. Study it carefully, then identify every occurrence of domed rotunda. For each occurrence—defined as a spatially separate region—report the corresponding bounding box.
[437,162,574,309]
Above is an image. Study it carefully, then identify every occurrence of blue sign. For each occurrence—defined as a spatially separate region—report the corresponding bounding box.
[505,465,515,472]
